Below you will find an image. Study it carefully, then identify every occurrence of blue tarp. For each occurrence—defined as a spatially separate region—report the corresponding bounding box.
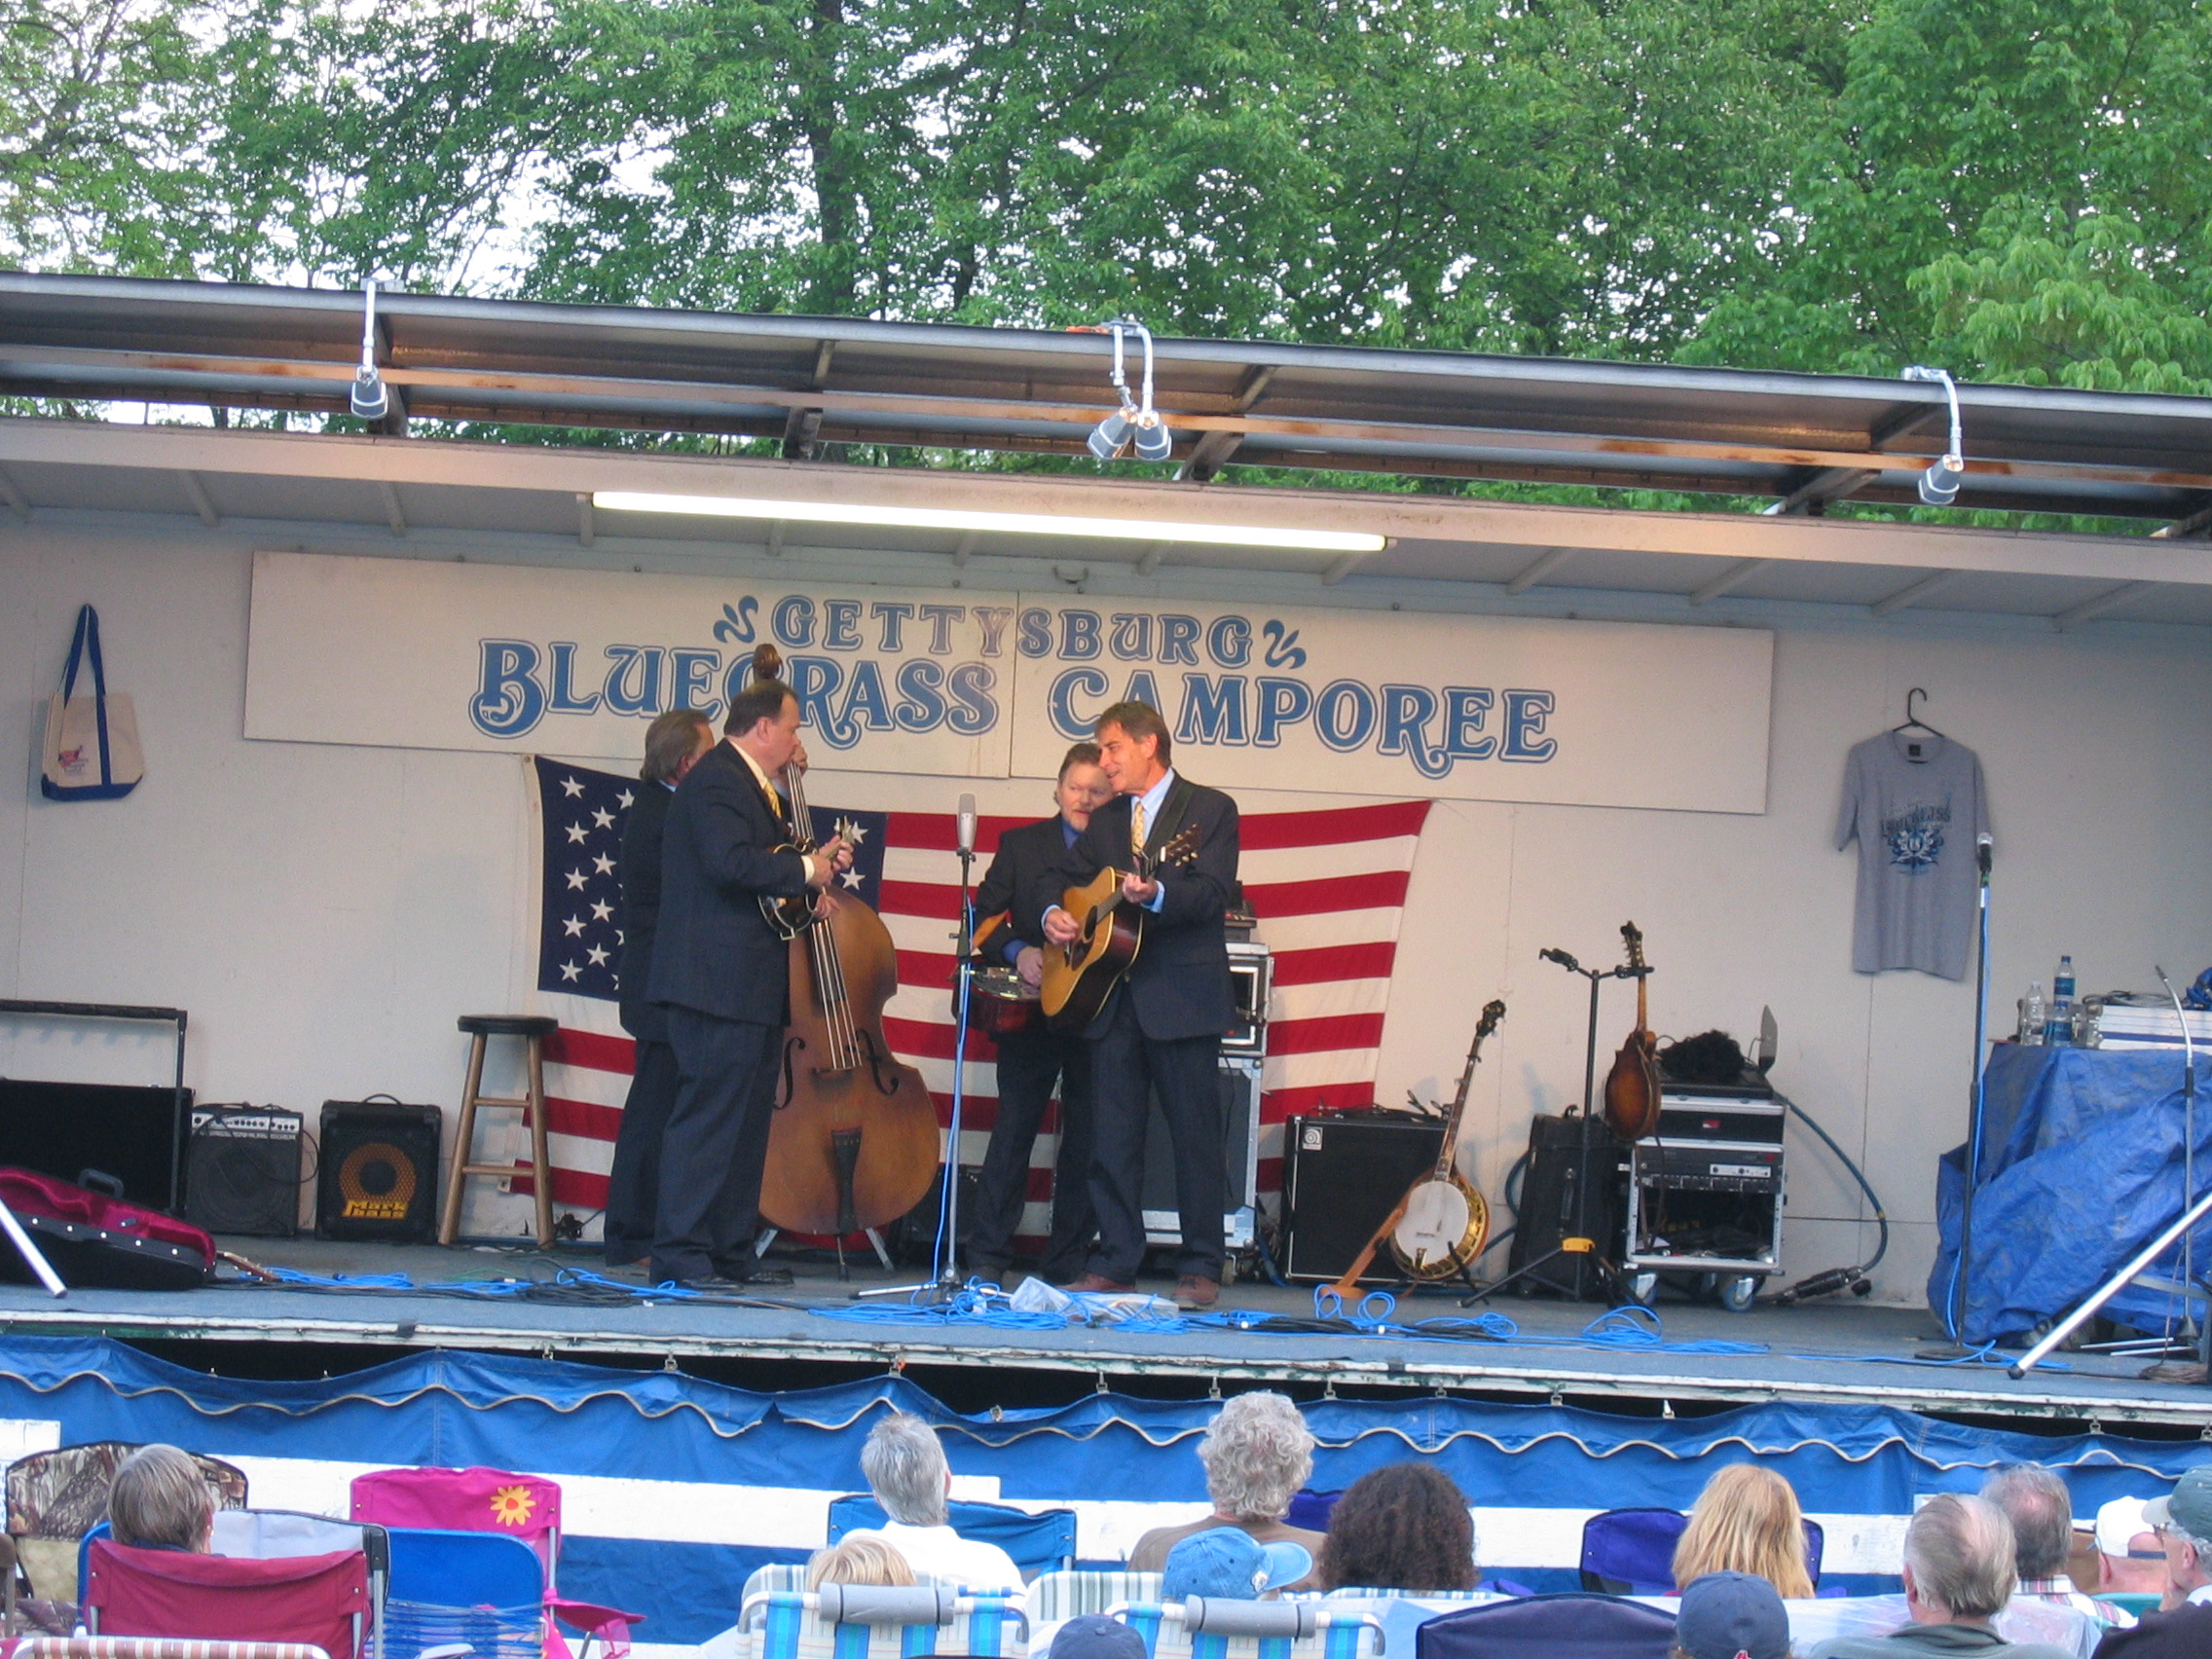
[1929,1045,2211,1344]
[0,1337,2203,1645]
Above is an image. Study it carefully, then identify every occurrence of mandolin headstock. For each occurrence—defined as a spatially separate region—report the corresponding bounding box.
[1619,921,1647,973]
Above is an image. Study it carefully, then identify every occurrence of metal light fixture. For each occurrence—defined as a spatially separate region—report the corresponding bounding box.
[1085,320,1173,461]
[350,278,389,422]
[1901,365,1965,505]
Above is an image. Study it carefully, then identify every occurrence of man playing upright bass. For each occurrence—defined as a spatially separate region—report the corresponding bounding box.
[1040,701,1241,1310]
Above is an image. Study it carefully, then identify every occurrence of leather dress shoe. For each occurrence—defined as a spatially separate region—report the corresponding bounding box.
[1067,1272,1137,1294]
[1175,1274,1221,1311]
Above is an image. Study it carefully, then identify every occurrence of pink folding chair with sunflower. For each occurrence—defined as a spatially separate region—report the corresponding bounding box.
[350,1467,640,1659]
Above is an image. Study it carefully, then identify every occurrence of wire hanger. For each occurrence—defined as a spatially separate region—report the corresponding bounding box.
[1891,686,1943,760]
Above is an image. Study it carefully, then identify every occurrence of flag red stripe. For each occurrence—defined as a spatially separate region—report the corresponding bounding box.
[1239,800,1430,850]
[1265,1012,1386,1055]
[1271,940,1399,985]
[884,1014,1001,1060]
[541,1094,623,1141]
[543,1027,637,1073]
[879,878,964,920]
[1243,869,1410,917]
[886,810,1037,853]
[509,1166,610,1208]
[1260,1082,1387,1120]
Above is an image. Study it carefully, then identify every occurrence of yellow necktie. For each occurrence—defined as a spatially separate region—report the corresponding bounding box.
[1130,795,1147,857]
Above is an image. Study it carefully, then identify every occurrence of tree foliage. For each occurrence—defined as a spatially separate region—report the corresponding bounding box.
[3,0,2207,404]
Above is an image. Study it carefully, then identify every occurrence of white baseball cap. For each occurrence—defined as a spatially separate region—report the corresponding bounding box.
[2094,1496,2161,1559]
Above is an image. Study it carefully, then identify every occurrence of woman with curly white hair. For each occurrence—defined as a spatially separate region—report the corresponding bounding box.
[1127,1391,1322,1583]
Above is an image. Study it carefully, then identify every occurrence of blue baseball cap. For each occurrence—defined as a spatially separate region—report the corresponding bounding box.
[1162,1529,1312,1600]
[1675,1571,1791,1659]
[1050,1614,1148,1659]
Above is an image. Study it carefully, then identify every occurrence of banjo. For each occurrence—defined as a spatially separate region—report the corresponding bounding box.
[1387,999,1506,1279]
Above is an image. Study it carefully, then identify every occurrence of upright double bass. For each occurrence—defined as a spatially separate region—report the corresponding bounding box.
[746,646,940,1240]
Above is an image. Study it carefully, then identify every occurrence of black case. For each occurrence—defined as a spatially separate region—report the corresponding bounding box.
[316,1100,441,1242]
[1506,1112,1623,1299]
[1280,1111,1446,1281]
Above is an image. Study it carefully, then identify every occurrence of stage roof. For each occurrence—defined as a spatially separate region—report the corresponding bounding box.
[3,272,2212,627]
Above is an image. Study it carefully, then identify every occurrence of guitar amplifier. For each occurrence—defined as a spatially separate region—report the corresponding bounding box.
[1507,1111,1623,1299]
[1140,1056,1264,1251]
[1280,1112,1446,1282]
[184,1105,303,1236]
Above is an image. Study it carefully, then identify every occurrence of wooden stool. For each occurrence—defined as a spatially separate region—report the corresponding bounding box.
[440,1014,560,1248]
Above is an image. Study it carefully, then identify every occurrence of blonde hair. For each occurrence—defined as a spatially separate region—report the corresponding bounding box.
[807,1536,917,1591]
[1673,1464,1815,1601]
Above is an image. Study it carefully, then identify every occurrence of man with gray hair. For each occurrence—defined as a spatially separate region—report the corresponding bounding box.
[2091,1467,2212,1656]
[1126,1392,1322,1581]
[845,1412,1023,1591]
[1981,1464,2131,1633]
[1809,1494,2073,1658]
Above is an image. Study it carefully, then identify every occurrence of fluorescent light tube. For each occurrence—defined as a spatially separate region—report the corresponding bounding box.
[591,491,1386,554]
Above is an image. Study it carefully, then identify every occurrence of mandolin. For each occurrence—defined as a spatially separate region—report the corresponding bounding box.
[1327,1000,1503,1298]
[1603,921,1661,1143]
[1388,999,1505,1279]
[1039,825,1200,1034]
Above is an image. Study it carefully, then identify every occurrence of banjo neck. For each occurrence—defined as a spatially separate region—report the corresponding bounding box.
[1428,1000,1506,1182]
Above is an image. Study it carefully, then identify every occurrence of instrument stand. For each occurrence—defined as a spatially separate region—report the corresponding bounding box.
[1466,950,1640,1307]
[2010,964,2208,1380]
[856,841,981,1305]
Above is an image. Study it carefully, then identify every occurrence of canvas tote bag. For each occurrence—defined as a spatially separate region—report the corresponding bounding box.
[40,604,144,800]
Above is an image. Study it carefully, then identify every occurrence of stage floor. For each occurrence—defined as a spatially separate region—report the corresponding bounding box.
[0,1235,2203,1426]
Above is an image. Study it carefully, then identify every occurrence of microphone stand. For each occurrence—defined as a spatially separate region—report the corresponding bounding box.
[1467,945,1635,1305]
[856,824,980,1305]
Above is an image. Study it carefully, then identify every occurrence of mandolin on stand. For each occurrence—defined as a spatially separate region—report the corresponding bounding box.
[1603,921,1661,1143]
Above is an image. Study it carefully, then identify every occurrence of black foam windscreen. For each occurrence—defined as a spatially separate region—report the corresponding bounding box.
[315,1100,441,1241]
[1279,1112,1446,1281]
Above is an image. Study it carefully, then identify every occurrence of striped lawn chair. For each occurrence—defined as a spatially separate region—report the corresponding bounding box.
[740,1582,1029,1659]
[1030,1571,1164,1626]
[1107,1599,1385,1659]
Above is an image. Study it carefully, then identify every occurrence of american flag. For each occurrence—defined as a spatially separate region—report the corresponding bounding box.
[516,756,1429,1243]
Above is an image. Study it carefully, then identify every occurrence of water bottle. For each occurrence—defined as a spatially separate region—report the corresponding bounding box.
[2046,954,2076,1047]
[2020,981,2046,1046]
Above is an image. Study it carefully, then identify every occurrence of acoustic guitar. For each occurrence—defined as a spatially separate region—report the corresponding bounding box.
[1039,825,1200,1034]
[1603,921,1662,1143]
[1328,999,1504,1298]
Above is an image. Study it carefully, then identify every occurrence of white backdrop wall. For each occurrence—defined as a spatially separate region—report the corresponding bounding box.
[3,521,2208,1302]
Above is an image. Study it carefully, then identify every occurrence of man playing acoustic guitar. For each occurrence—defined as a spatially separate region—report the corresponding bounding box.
[1039,701,1241,1310]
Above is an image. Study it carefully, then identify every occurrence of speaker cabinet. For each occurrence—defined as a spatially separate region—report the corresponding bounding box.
[1140,1056,1263,1251]
[185,1105,302,1237]
[0,1080,190,1211]
[1279,1112,1448,1282]
[1506,1111,1624,1299]
[315,1101,440,1242]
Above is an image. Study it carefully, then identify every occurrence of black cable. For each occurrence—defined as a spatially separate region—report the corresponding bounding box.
[1773,1091,1890,1304]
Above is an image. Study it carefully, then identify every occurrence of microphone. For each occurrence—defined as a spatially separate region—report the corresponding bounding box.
[956,793,977,858]
[1976,831,1992,877]
[1539,947,1580,972]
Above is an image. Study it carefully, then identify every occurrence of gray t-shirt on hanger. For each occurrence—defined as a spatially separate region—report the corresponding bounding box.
[1835,730,1990,979]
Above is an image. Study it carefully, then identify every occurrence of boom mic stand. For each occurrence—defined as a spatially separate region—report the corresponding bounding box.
[1922,833,1995,1357]
[1467,945,1637,1305]
[856,793,981,1305]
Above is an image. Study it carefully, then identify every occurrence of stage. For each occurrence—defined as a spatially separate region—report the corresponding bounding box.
[3,1234,2206,1427]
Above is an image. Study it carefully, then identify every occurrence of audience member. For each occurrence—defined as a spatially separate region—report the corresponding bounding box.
[1676,1465,1817,1602]
[1162,1529,1310,1601]
[1806,1494,2073,1658]
[2088,1500,2165,1600]
[806,1536,916,1590]
[1127,1393,1324,1575]
[1982,1465,2132,1630]
[1314,1462,1478,1594]
[106,1445,215,1553]
[847,1412,1025,1590]
[1676,1570,1793,1659]
[2090,1468,2212,1658]
[1050,1614,1148,1659]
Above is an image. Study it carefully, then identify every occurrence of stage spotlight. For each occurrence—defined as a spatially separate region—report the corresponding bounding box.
[1900,365,1965,506]
[350,278,389,422]
[1080,318,1173,463]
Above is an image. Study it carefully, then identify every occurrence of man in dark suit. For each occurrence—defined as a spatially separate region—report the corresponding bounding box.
[1040,700,1239,1310]
[605,707,715,1269]
[646,677,851,1287]
[965,741,1114,1285]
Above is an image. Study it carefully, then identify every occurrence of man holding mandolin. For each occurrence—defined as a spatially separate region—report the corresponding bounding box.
[1039,700,1241,1310]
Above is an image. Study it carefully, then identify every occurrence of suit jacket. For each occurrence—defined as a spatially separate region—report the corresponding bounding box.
[1036,774,1239,1042]
[975,816,1072,958]
[2094,1604,2212,1659]
[645,741,813,1025]
[616,778,677,1042]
